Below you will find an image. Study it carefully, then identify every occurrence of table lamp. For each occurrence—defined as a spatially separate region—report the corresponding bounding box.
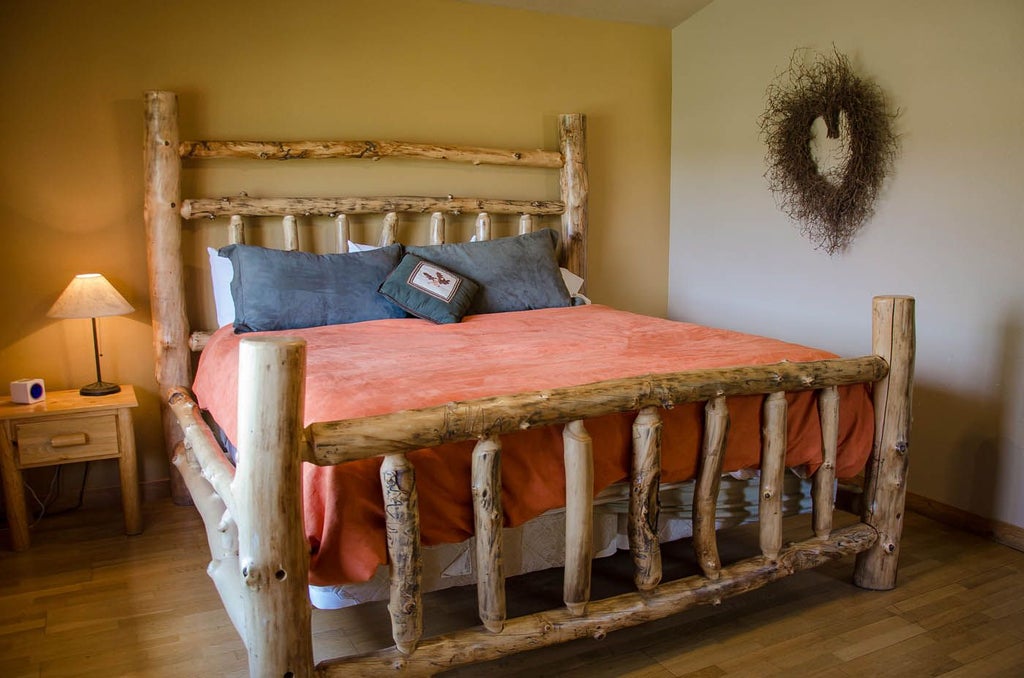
[48,273,134,396]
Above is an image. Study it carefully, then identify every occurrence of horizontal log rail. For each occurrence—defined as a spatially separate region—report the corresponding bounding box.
[309,356,888,465]
[180,139,563,168]
[168,387,239,520]
[316,523,878,677]
[181,196,564,220]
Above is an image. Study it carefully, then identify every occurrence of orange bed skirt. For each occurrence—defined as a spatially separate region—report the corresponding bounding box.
[193,305,873,586]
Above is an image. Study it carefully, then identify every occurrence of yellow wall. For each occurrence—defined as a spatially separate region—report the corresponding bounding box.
[0,0,670,497]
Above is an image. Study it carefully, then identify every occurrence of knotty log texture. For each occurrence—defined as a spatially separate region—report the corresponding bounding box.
[563,420,594,616]
[181,196,563,219]
[179,139,563,168]
[336,214,350,252]
[189,331,212,352]
[232,337,313,677]
[694,396,729,579]
[282,215,299,251]
[429,212,445,245]
[760,392,788,560]
[629,407,663,591]
[813,386,840,539]
[144,90,192,504]
[855,296,915,590]
[167,388,238,520]
[229,214,245,244]
[317,524,878,677]
[381,453,424,655]
[309,357,887,464]
[475,212,491,241]
[379,212,398,247]
[171,445,245,642]
[519,214,534,235]
[558,114,587,284]
[471,436,505,633]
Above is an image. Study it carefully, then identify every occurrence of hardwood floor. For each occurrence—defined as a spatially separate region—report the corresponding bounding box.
[1,498,1022,677]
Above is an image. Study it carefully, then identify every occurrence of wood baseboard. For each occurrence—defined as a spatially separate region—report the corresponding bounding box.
[834,476,1022,553]
[905,491,1024,553]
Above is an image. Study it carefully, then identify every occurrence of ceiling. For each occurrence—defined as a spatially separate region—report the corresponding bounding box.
[460,0,714,28]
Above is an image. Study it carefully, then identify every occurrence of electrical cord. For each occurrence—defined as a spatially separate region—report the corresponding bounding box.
[24,462,91,526]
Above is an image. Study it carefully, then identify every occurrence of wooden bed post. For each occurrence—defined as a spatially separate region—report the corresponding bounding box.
[558,114,588,288]
[854,296,915,590]
[144,90,192,505]
[629,407,663,591]
[233,337,313,677]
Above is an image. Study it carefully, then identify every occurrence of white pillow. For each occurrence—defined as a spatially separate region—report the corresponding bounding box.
[207,247,235,327]
[559,267,584,296]
[347,240,380,252]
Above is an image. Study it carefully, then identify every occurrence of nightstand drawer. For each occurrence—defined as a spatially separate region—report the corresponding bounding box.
[15,414,120,467]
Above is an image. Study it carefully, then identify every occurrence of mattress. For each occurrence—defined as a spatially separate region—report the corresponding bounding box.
[193,304,873,586]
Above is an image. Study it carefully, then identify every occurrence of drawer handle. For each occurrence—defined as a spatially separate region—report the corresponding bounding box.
[50,433,89,448]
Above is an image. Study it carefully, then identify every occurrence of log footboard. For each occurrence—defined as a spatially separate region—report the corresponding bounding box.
[167,296,914,677]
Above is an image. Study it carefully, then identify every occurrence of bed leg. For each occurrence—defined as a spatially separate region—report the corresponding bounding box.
[812,387,840,539]
[630,408,663,591]
[563,419,593,616]
[854,296,915,591]
[472,436,506,633]
[381,453,423,654]
[759,392,788,561]
[233,337,314,677]
[694,397,729,579]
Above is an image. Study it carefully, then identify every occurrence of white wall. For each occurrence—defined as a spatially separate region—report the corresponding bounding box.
[671,0,1024,528]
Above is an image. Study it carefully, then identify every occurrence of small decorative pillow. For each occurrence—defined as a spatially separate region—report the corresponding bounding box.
[220,243,406,332]
[379,253,479,324]
[407,229,571,315]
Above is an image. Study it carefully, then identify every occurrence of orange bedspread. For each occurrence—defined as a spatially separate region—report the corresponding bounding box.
[193,305,873,586]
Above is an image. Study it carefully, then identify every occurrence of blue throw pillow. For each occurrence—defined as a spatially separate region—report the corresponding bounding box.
[407,229,571,315]
[379,253,479,324]
[219,243,406,332]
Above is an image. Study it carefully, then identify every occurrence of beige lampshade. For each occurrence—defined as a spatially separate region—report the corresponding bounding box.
[48,273,134,319]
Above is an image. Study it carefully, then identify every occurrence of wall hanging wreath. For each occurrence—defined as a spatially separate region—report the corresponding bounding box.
[759,48,899,254]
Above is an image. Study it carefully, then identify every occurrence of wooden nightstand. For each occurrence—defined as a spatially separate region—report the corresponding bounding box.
[0,385,141,550]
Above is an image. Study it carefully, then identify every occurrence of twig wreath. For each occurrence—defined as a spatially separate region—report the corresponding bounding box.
[759,48,899,254]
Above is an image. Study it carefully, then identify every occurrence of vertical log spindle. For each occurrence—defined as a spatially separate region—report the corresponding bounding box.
[233,337,313,677]
[759,392,788,561]
[379,212,398,247]
[229,214,245,245]
[694,396,729,579]
[518,214,534,235]
[563,419,593,616]
[813,387,840,539]
[629,407,663,591]
[380,453,423,655]
[475,212,491,241]
[429,212,445,245]
[855,296,915,590]
[282,215,299,251]
[558,113,588,287]
[472,436,506,633]
[336,214,350,253]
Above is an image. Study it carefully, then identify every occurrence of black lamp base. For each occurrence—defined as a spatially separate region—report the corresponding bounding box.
[80,381,121,397]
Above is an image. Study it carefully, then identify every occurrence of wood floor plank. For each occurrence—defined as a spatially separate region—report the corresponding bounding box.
[0,499,1022,676]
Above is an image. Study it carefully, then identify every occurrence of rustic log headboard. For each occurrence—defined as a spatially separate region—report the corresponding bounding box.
[143,91,588,503]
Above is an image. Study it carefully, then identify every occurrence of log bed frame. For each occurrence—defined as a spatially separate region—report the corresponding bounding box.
[143,91,915,677]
